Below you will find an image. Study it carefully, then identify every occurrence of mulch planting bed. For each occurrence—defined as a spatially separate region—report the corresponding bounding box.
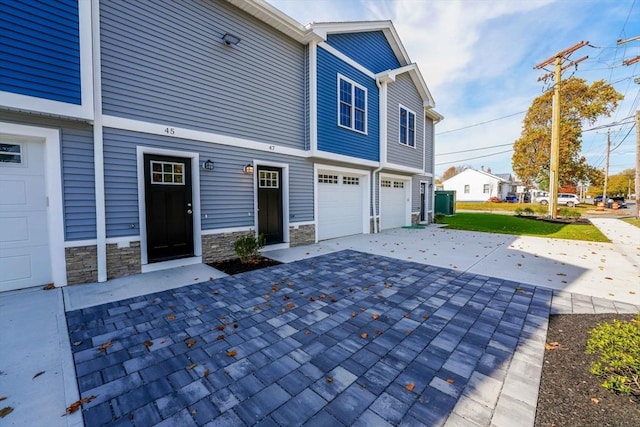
[207,256,282,275]
[535,314,640,427]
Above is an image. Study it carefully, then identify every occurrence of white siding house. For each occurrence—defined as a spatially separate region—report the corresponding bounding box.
[442,169,514,202]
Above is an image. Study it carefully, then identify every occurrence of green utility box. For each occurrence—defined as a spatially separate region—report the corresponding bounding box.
[434,190,456,216]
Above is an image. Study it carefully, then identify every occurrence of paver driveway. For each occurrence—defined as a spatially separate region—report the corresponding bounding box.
[66,250,552,426]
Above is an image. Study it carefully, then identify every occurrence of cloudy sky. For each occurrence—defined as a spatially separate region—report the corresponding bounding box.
[268,0,640,179]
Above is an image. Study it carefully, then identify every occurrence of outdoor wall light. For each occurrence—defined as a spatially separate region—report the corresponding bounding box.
[202,159,214,171]
[243,163,254,174]
[222,33,241,46]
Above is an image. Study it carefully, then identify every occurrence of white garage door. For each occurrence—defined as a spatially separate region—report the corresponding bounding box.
[0,140,51,292]
[317,172,364,240]
[380,179,408,230]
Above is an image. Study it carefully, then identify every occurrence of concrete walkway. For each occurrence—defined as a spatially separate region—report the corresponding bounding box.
[0,218,638,426]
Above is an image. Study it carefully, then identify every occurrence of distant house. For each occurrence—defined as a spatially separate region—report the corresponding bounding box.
[442,169,516,201]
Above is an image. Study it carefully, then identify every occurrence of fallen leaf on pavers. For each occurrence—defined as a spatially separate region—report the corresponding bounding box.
[217,325,225,331]
[304,330,311,335]
[213,290,219,295]
[630,291,636,295]
[0,397,5,402]
[609,293,615,297]
[422,314,430,320]
[0,407,13,418]
[169,305,175,309]
[187,364,197,370]
[372,314,380,320]
[264,294,271,299]
[209,277,214,281]
[253,306,260,311]
[283,295,290,301]
[97,340,112,353]
[191,409,198,415]
[404,314,411,319]
[287,303,295,309]
[349,287,355,292]
[42,283,55,290]
[405,382,415,392]
[167,314,176,320]
[217,335,224,340]
[186,339,197,348]
[159,339,165,344]
[556,273,567,276]
[329,296,338,303]
[604,277,613,280]
[143,341,153,348]
[72,341,82,346]
[384,283,392,288]
[517,263,522,267]
[65,395,97,414]
[204,369,210,377]
[591,397,600,404]
[446,378,455,384]
[326,377,333,383]
[226,349,237,357]
[281,308,286,313]
[288,282,294,287]
[360,332,368,339]
[233,323,238,329]
[309,296,315,302]
[405,330,413,335]
[319,294,326,300]
[360,307,366,312]
[545,341,561,351]
[375,330,383,337]
[351,312,356,318]
[32,371,45,379]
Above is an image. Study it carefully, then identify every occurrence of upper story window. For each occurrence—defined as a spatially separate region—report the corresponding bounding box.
[399,106,416,147]
[464,185,470,193]
[483,184,490,193]
[338,75,367,134]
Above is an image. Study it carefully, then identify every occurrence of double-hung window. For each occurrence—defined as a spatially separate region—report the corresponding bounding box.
[399,106,416,147]
[338,75,367,133]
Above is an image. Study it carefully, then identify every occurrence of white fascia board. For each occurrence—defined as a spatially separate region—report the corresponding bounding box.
[426,108,444,123]
[318,43,375,78]
[224,0,314,43]
[102,115,310,159]
[383,162,425,175]
[312,149,379,168]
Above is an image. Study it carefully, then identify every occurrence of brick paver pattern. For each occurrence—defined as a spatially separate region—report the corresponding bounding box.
[66,250,552,426]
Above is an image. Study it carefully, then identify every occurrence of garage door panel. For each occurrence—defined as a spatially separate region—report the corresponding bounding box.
[381,179,408,230]
[0,140,51,291]
[317,172,365,241]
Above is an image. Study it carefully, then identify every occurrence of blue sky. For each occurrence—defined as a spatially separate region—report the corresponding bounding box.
[268,0,640,180]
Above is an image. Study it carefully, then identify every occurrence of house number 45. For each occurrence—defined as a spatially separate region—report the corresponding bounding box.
[164,127,175,135]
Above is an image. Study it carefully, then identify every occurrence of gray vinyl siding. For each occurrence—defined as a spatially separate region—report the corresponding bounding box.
[100,0,307,150]
[386,74,424,169]
[0,111,96,241]
[103,128,313,238]
[424,117,434,175]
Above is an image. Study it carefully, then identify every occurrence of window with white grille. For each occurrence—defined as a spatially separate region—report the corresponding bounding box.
[150,161,184,185]
[381,180,391,188]
[318,174,338,184]
[343,176,359,185]
[394,181,404,188]
[259,170,279,188]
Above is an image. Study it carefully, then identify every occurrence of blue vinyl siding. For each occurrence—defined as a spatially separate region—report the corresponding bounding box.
[326,31,401,73]
[100,0,307,150]
[317,48,379,161]
[103,129,314,238]
[0,0,81,104]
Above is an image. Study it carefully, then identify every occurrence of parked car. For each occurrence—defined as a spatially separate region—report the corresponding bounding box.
[535,193,580,207]
[593,195,627,208]
[504,195,517,203]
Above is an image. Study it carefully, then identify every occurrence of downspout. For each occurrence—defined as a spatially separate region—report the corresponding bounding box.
[373,76,389,233]
[91,0,107,282]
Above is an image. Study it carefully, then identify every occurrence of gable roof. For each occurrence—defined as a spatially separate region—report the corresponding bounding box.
[442,168,508,184]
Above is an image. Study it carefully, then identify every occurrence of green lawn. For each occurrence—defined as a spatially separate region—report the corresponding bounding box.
[456,201,591,213]
[623,218,640,228]
[439,212,609,242]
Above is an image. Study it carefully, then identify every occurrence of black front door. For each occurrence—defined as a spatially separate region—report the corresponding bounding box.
[144,154,194,262]
[257,166,283,244]
[420,182,426,222]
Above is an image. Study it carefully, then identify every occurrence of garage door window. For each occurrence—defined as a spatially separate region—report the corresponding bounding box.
[381,180,391,187]
[318,174,338,184]
[394,181,404,188]
[0,143,22,164]
[259,170,279,188]
[343,176,359,185]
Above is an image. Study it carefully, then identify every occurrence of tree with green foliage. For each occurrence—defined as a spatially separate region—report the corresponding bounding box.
[512,78,623,187]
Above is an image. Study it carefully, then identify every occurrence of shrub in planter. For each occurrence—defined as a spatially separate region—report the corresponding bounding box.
[514,208,523,216]
[233,233,265,264]
[523,207,535,216]
[586,315,640,395]
[559,207,581,219]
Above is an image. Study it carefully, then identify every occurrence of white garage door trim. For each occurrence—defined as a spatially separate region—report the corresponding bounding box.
[380,173,411,230]
[315,164,370,241]
[0,122,66,289]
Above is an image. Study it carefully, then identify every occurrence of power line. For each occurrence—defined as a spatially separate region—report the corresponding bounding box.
[435,149,513,166]
[436,142,513,156]
[435,111,526,135]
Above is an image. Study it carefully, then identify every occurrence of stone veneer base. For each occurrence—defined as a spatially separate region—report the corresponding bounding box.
[65,245,98,285]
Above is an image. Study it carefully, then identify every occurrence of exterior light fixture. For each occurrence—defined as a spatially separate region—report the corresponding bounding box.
[202,159,214,171]
[222,33,241,46]
[243,163,254,174]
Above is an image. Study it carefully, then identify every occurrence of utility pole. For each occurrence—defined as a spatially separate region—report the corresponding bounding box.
[603,130,611,207]
[534,41,589,219]
[617,39,639,218]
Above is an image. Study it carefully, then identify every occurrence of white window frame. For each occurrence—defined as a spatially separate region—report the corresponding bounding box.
[483,184,490,194]
[337,74,367,135]
[464,185,470,194]
[399,105,416,148]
